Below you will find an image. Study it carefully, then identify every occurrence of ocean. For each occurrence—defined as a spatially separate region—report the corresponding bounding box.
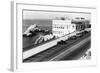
[22,19,52,33]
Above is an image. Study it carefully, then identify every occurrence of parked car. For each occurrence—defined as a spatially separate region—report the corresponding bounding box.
[57,40,66,45]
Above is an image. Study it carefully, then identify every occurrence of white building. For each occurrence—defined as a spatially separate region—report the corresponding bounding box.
[52,18,76,38]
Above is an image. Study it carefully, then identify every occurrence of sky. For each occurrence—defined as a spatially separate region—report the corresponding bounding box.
[23,10,91,20]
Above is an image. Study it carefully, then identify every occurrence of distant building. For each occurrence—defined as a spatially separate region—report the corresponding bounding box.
[72,17,90,31]
[52,18,76,38]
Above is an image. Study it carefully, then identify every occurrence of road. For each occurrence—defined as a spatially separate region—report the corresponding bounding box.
[58,40,90,60]
[23,32,91,62]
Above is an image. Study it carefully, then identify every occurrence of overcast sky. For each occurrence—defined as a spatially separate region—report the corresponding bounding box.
[23,10,91,20]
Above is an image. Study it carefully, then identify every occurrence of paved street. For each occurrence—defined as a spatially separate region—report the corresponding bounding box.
[23,32,91,62]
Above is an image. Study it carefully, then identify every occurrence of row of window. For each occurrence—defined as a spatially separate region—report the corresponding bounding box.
[53,25,75,29]
[76,25,85,31]
[53,31,67,34]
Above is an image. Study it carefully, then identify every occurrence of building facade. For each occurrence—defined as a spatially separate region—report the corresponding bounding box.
[52,19,76,38]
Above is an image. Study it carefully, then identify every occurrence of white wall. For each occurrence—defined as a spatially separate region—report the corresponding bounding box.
[52,19,71,37]
[0,0,100,73]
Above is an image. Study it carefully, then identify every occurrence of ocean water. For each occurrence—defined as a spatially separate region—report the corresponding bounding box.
[22,19,52,33]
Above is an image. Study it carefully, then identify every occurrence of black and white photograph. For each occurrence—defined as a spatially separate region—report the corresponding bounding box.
[10,2,97,71]
[22,10,91,62]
